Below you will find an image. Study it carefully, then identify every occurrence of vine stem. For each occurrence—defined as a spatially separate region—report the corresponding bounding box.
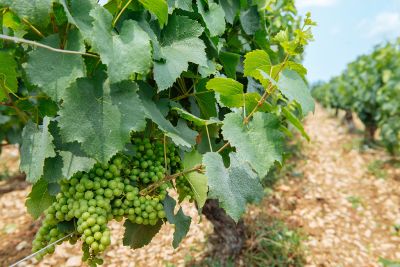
[0,84,28,124]
[140,164,204,195]
[0,34,99,58]
[112,0,133,27]
[21,18,45,38]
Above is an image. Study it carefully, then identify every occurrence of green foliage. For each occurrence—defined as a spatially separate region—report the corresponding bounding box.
[204,152,264,222]
[163,195,192,248]
[0,0,315,264]
[123,220,163,248]
[26,178,55,219]
[0,51,19,101]
[222,112,284,177]
[20,117,55,183]
[313,41,400,154]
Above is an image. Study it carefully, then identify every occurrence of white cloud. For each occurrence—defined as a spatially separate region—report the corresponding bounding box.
[358,12,400,39]
[297,0,339,8]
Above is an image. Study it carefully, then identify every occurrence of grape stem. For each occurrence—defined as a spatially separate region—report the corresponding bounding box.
[140,164,204,195]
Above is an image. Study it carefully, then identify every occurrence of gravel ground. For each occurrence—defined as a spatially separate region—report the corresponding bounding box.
[266,104,400,267]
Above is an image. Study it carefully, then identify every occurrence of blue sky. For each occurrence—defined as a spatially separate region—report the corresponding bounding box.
[297,0,400,82]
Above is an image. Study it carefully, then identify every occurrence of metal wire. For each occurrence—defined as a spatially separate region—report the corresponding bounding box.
[9,233,73,267]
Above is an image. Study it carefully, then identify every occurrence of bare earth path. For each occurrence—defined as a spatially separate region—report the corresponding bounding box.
[271,104,400,267]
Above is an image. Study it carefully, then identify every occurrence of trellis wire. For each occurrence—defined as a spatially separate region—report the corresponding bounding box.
[9,233,73,267]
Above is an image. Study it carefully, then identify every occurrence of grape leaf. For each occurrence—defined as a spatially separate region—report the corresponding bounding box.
[59,74,147,163]
[182,150,208,208]
[48,119,97,179]
[171,107,221,127]
[59,0,97,39]
[206,77,267,112]
[194,79,217,119]
[163,195,191,248]
[239,6,260,35]
[197,0,226,37]
[0,0,52,27]
[222,112,284,177]
[203,152,263,222]
[123,220,163,249]
[0,51,19,101]
[244,49,271,87]
[282,106,310,141]
[25,179,55,219]
[206,77,242,94]
[219,0,239,24]
[43,155,63,183]
[138,89,196,148]
[139,0,168,27]
[90,7,152,83]
[20,117,56,183]
[25,29,86,102]
[168,0,192,11]
[220,51,240,79]
[277,70,315,115]
[153,14,207,91]
[59,151,96,179]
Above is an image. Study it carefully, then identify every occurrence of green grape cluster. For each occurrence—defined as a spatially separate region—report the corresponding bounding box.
[31,136,193,266]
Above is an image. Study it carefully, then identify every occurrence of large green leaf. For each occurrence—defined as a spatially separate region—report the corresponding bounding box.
[59,151,96,179]
[154,14,207,91]
[25,179,55,219]
[203,152,263,222]
[90,7,152,83]
[206,77,268,112]
[45,121,96,180]
[59,0,97,39]
[168,0,192,11]
[282,106,310,141]
[197,0,226,37]
[194,79,217,119]
[219,0,239,24]
[25,29,86,102]
[171,107,220,127]
[0,0,53,27]
[239,6,260,35]
[277,70,315,115]
[219,51,241,79]
[244,49,271,87]
[20,117,56,183]
[222,112,284,177]
[139,0,168,27]
[0,51,19,101]
[123,220,163,249]
[163,195,191,248]
[138,88,197,148]
[59,75,147,163]
[182,150,208,208]
[206,77,243,95]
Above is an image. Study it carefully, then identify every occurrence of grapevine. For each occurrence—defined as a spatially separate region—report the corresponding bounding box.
[0,0,316,265]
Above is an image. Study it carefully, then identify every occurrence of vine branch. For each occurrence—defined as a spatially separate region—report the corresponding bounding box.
[0,34,99,58]
[140,164,204,195]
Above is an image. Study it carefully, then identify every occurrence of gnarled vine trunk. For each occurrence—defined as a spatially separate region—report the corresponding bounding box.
[364,124,377,142]
[202,199,246,262]
[343,109,356,132]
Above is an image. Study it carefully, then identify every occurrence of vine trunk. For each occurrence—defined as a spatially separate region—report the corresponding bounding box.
[202,199,246,263]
